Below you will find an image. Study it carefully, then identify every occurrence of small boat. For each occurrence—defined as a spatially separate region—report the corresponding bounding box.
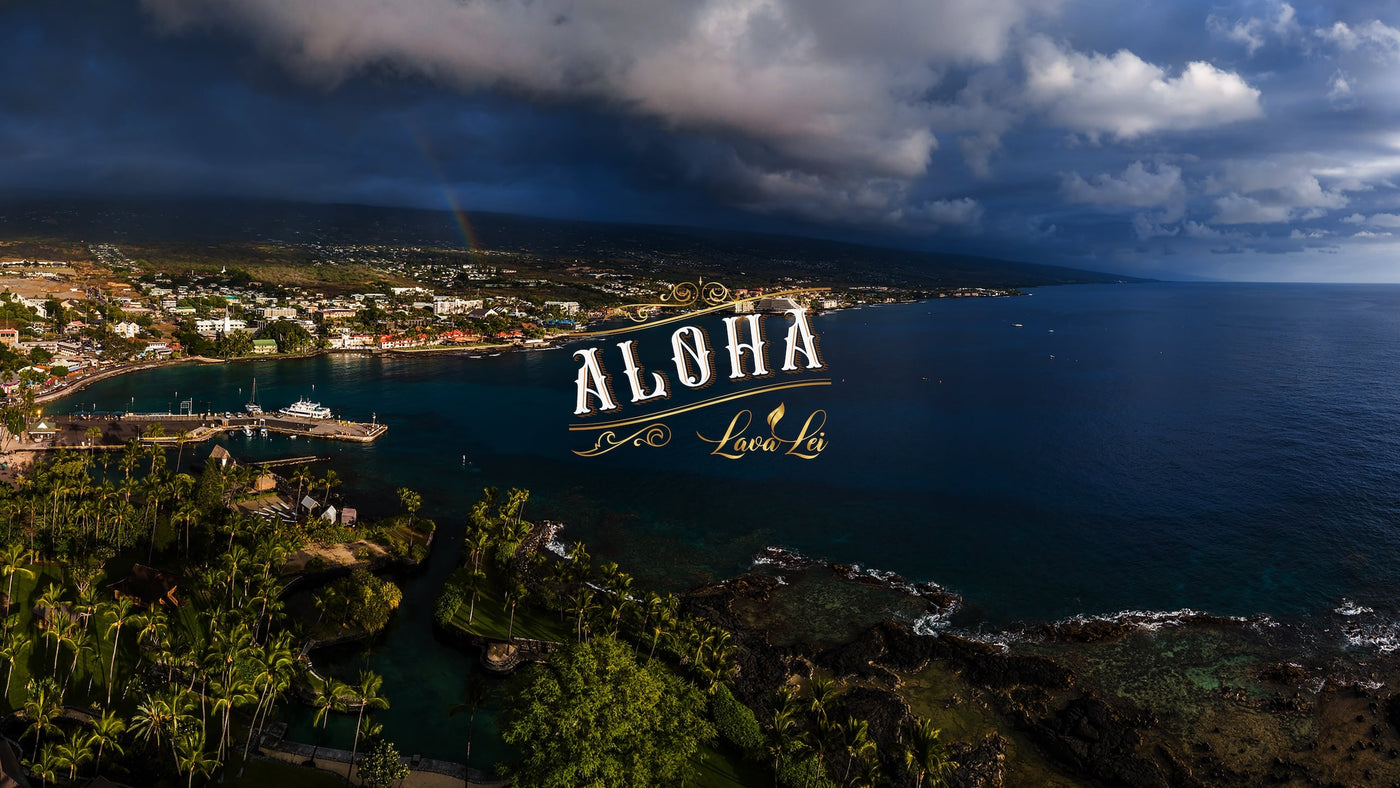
[245,378,263,415]
[259,426,268,437]
[242,425,252,437]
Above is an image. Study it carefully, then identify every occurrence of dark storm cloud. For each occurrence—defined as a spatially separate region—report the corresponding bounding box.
[6,1,1400,279]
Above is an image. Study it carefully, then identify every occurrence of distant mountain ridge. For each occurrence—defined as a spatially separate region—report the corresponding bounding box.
[0,195,1138,289]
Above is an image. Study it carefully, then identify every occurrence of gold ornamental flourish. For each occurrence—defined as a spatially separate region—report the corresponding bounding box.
[570,379,832,431]
[572,423,672,457]
[578,283,829,338]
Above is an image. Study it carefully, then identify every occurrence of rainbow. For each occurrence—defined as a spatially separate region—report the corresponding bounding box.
[406,123,481,258]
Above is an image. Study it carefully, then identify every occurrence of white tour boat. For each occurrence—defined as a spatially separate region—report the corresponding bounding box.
[279,397,333,420]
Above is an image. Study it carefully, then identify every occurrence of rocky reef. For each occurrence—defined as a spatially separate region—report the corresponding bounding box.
[681,548,1400,787]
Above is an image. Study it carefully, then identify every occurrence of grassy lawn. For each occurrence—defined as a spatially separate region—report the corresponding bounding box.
[1,563,185,715]
[447,571,569,644]
[690,743,768,788]
[222,755,348,788]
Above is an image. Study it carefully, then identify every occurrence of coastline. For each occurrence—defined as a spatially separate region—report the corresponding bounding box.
[684,544,1400,787]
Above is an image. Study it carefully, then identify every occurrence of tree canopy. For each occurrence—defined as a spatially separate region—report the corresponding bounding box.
[500,635,714,788]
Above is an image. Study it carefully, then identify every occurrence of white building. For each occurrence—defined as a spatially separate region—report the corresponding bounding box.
[112,321,141,339]
[195,317,248,336]
[544,301,581,315]
[433,296,484,316]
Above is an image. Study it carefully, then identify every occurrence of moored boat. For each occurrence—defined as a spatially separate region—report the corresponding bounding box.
[278,397,333,419]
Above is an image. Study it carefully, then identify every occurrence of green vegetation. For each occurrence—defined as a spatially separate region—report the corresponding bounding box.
[310,568,402,636]
[0,445,399,786]
[712,683,765,753]
[254,320,314,353]
[500,635,715,787]
[358,738,410,788]
[434,487,964,787]
[444,566,568,643]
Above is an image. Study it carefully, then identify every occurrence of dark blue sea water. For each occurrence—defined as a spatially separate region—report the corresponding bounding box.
[54,281,1400,758]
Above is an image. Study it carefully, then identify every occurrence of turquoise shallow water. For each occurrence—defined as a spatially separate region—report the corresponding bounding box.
[54,281,1400,757]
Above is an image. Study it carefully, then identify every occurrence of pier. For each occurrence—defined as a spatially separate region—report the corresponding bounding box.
[31,412,387,450]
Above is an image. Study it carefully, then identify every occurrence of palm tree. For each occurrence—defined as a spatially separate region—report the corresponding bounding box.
[0,542,33,616]
[89,706,126,777]
[808,675,839,724]
[569,587,597,643]
[210,671,256,763]
[396,487,421,522]
[447,673,489,768]
[22,676,64,760]
[52,728,94,782]
[61,626,94,696]
[130,688,179,761]
[241,632,296,764]
[462,566,485,625]
[175,728,219,788]
[347,670,389,783]
[839,716,875,783]
[767,688,799,786]
[504,582,527,641]
[902,717,955,788]
[291,466,315,513]
[28,742,62,788]
[0,629,28,699]
[102,596,136,704]
[320,468,341,503]
[462,531,490,574]
[310,677,349,765]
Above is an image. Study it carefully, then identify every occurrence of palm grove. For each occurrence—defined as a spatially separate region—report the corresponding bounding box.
[435,488,959,787]
[0,436,415,787]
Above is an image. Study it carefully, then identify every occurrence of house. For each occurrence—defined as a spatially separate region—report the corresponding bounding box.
[109,564,180,607]
[251,339,278,355]
[27,419,57,441]
[0,329,17,348]
[208,445,233,469]
[112,321,141,339]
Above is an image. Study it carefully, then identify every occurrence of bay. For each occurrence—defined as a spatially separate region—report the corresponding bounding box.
[52,281,1400,759]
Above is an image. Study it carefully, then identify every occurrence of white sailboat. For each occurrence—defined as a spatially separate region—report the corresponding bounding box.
[245,378,263,415]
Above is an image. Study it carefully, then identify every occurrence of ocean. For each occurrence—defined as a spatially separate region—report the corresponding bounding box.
[55,281,1400,758]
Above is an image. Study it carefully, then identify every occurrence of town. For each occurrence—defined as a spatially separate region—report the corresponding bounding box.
[0,240,1016,413]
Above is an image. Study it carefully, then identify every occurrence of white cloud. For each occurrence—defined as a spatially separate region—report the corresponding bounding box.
[1023,37,1263,139]
[1183,220,1225,239]
[1132,214,1179,239]
[1062,161,1186,238]
[1208,2,1300,55]
[904,197,984,226]
[1061,161,1184,212]
[1366,213,1400,227]
[1316,20,1400,56]
[1205,158,1349,223]
[1327,71,1353,102]
[1212,193,1293,224]
[1354,230,1394,238]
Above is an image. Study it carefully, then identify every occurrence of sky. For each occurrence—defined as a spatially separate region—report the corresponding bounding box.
[5,1,1400,281]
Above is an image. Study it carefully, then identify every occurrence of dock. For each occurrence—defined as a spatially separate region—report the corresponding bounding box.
[32,412,387,451]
